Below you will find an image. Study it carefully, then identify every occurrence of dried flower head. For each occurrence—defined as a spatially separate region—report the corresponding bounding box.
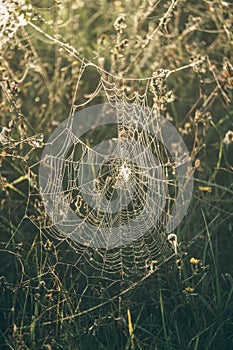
[114,14,127,33]
[168,233,178,255]
[190,257,200,265]
[0,0,32,50]
[223,130,233,146]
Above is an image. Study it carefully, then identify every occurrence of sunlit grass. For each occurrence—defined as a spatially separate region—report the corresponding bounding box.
[0,0,232,349]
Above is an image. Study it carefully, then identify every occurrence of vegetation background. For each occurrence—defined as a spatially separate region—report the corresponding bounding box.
[0,0,232,349]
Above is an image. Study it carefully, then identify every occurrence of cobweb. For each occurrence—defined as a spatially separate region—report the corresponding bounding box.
[0,5,195,329]
[0,48,194,281]
[28,61,193,279]
[0,3,232,346]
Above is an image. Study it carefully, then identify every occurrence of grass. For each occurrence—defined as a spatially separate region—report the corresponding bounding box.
[0,0,233,349]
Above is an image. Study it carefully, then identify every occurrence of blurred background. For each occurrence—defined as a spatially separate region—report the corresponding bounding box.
[0,0,232,349]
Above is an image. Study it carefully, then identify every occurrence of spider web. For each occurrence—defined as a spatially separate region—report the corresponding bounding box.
[0,3,232,345]
[0,4,195,329]
[31,63,193,279]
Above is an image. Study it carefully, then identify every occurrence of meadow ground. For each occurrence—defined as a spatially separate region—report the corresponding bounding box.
[0,1,232,349]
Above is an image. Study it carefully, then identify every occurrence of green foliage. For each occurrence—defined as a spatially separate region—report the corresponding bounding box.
[0,0,232,349]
